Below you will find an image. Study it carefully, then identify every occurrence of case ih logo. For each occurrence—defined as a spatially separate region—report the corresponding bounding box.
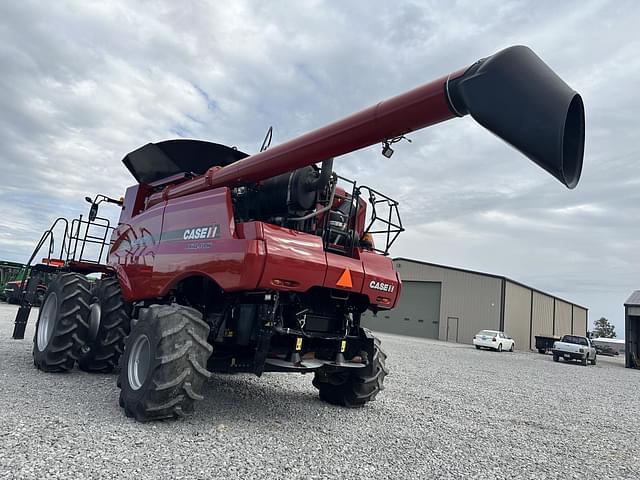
[369,280,395,293]
[182,225,220,240]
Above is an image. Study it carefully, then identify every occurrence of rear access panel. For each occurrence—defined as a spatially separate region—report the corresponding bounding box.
[258,224,326,292]
[324,252,364,293]
[360,251,401,308]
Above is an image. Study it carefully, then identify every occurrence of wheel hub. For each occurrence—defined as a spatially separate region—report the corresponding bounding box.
[128,334,151,391]
[37,293,58,351]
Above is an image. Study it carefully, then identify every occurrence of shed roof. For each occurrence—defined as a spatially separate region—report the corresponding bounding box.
[393,257,588,310]
[625,290,640,307]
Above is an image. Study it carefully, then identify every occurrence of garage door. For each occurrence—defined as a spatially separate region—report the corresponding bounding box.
[362,281,441,339]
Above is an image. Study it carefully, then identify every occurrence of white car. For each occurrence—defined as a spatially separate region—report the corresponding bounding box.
[473,330,515,352]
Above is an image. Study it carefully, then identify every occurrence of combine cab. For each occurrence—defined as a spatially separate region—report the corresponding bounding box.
[13,46,585,421]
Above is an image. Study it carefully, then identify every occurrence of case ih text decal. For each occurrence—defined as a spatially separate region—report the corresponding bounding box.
[182,225,220,240]
[181,225,220,250]
[159,224,221,242]
[369,280,395,293]
[155,224,222,250]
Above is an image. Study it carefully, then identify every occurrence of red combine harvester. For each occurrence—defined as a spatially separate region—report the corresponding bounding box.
[13,46,584,421]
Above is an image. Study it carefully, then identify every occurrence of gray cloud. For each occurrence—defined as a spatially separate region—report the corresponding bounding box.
[0,0,637,335]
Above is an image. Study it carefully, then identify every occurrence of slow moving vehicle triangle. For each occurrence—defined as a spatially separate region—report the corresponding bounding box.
[336,269,353,288]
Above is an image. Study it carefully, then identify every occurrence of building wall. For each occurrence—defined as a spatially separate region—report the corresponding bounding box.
[393,260,502,344]
[363,259,587,350]
[503,281,531,351]
[555,300,572,337]
[573,307,587,336]
[626,309,639,368]
[530,292,554,349]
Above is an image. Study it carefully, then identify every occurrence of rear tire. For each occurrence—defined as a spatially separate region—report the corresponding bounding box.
[32,273,91,372]
[313,335,388,408]
[553,354,559,362]
[78,278,131,373]
[118,304,212,421]
[538,349,546,354]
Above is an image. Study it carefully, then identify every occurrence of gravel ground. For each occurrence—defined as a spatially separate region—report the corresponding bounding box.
[0,302,638,479]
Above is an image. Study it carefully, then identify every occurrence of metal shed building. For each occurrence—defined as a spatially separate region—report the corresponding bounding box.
[362,258,588,350]
[625,290,640,369]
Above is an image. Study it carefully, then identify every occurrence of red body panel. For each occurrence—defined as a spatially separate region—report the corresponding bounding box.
[110,201,164,299]
[111,187,268,300]
[109,187,400,308]
[152,188,266,294]
[360,251,402,309]
[257,224,327,292]
[324,252,365,293]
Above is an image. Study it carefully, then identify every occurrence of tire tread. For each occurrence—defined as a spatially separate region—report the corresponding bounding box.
[118,304,212,421]
[313,336,387,408]
[33,273,91,372]
[78,278,130,373]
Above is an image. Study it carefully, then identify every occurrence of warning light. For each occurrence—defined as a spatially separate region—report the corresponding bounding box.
[42,258,65,267]
[271,278,300,287]
[336,269,353,288]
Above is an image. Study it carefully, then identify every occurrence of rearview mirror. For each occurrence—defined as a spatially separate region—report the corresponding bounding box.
[89,203,99,222]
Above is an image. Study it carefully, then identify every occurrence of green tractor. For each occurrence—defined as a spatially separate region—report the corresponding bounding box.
[1,262,58,306]
[0,261,26,302]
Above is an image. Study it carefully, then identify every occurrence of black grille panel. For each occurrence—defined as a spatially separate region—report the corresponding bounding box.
[304,313,343,333]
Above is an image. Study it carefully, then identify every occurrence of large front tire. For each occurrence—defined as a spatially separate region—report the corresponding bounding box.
[78,278,131,373]
[118,304,212,421]
[33,273,91,372]
[313,335,388,408]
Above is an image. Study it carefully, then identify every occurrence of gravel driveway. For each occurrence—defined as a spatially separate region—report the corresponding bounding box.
[0,303,637,479]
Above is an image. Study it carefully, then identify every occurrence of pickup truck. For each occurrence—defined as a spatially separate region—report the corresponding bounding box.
[552,335,597,366]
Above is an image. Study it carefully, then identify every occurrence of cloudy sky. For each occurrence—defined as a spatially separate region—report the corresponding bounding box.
[0,0,638,335]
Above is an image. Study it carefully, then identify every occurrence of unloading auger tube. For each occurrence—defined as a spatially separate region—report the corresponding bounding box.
[146,45,584,208]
